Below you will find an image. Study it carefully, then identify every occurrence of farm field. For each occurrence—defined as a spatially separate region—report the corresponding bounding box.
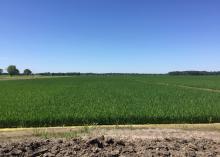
[0,75,220,128]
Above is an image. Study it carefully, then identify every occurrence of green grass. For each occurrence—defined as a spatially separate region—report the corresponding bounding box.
[0,75,220,128]
[33,126,91,139]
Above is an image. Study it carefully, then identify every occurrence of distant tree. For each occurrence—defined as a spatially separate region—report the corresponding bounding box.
[23,69,32,75]
[0,69,3,75]
[7,65,19,76]
[15,69,19,75]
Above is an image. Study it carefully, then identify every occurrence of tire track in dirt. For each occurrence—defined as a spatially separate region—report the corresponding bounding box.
[156,82,220,93]
[133,79,220,93]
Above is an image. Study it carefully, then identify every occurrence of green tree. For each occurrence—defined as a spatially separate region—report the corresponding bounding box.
[23,69,32,75]
[7,65,19,76]
[0,69,3,75]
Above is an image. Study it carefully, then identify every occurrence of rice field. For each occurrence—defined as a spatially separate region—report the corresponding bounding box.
[0,75,220,128]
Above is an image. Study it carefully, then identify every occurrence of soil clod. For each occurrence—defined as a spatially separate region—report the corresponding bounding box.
[0,136,220,157]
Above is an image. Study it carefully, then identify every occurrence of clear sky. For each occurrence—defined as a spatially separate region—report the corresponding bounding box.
[0,0,220,73]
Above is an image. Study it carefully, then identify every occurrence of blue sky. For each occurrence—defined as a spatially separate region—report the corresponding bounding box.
[0,0,220,73]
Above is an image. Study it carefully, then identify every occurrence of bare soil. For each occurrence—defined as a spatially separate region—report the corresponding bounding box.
[1,136,220,157]
[1,126,220,156]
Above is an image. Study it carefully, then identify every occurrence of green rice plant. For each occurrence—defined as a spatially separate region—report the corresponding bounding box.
[0,76,220,128]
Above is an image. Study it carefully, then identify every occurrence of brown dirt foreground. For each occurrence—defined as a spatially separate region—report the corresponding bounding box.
[1,125,220,157]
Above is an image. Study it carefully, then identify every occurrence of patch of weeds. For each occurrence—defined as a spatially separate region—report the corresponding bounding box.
[208,117,213,123]
[33,129,50,139]
[32,126,94,139]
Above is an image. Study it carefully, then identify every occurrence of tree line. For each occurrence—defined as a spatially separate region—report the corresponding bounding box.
[37,72,80,76]
[168,71,220,75]
[0,65,32,76]
[36,72,157,76]
[1,66,220,76]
